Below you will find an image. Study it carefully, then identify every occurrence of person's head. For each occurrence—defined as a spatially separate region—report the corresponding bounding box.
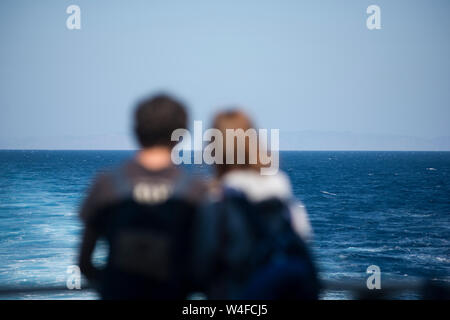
[134,94,187,149]
[212,109,262,177]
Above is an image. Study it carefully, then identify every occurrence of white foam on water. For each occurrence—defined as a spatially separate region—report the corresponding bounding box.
[346,247,385,253]
[436,257,450,263]
[321,191,337,196]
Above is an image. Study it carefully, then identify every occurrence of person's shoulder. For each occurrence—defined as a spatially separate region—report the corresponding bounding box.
[171,170,209,204]
[79,161,133,223]
[221,169,293,203]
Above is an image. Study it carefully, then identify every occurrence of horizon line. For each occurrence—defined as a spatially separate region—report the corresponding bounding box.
[1,149,450,152]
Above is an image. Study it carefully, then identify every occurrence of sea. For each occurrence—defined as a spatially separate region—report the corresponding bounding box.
[0,150,449,299]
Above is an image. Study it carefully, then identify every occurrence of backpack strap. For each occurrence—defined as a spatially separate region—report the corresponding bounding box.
[222,191,271,239]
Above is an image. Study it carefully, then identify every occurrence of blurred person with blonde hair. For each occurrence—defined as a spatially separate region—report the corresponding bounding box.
[193,109,319,299]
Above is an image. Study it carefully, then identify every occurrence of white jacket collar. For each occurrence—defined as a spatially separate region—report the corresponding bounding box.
[222,170,293,202]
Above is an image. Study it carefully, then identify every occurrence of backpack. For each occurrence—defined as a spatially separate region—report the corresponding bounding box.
[92,169,199,299]
[217,189,320,299]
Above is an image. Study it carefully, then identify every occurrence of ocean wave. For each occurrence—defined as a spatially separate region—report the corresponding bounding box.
[320,191,337,196]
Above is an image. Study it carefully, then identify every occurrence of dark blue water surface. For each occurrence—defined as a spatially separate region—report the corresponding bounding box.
[0,151,449,299]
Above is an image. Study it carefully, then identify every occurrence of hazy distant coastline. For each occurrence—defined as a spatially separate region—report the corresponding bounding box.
[1,131,449,151]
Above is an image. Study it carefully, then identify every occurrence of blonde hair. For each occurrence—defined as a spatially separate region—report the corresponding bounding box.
[212,109,262,177]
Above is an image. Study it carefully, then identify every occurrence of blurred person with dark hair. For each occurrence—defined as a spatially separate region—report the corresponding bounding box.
[193,110,319,299]
[78,94,205,299]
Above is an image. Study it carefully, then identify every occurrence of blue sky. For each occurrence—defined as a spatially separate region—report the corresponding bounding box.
[0,0,449,150]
